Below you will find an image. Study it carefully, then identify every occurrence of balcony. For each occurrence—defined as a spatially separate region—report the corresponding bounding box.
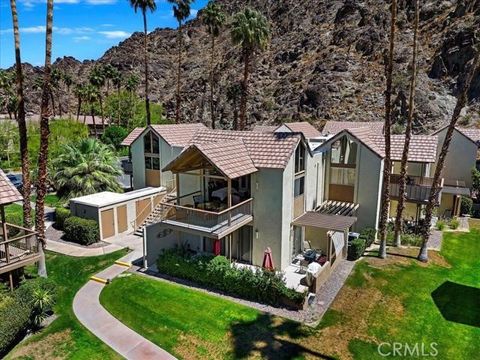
[0,223,40,275]
[390,174,443,203]
[159,197,253,239]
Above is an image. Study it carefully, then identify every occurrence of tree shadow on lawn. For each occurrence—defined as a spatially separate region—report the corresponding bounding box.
[230,313,336,360]
[432,281,480,328]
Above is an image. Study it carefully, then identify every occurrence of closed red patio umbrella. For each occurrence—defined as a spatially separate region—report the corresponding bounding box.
[262,247,275,270]
[214,239,221,256]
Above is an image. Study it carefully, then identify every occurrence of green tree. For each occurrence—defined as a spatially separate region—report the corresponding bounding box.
[61,71,73,119]
[50,67,62,116]
[102,63,117,96]
[89,66,106,131]
[101,125,129,150]
[168,0,194,123]
[36,0,54,277]
[471,167,480,200]
[128,0,157,125]
[52,138,123,199]
[111,68,123,124]
[0,70,16,119]
[10,0,32,227]
[393,0,419,247]
[231,8,270,130]
[84,84,100,138]
[203,1,225,129]
[125,74,140,124]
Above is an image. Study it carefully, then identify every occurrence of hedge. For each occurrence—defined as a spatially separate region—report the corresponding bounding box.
[359,227,376,247]
[460,196,473,216]
[55,207,71,230]
[348,238,366,260]
[0,278,56,357]
[156,250,306,309]
[63,216,99,245]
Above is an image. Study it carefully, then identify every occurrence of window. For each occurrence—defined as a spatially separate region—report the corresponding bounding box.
[295,144,305,173]
[330,167,356,186]
[152,157,160,170]
[152,136,159,153]
[331,136,357,166]
[145,157,152,170]
[294,176,305,197]
[144,131,160,154]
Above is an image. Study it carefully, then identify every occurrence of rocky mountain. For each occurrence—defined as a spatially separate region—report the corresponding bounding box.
[9,0,480,132]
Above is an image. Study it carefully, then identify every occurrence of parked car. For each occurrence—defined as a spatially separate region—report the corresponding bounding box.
[6,173,23,192]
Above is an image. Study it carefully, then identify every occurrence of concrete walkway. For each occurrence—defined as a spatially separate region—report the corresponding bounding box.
[73,241,177,360]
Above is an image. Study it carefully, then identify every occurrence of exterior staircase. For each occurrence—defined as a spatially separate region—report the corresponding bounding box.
[133,190,177,237]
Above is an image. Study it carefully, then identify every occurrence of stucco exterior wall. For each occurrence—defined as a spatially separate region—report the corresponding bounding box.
[436,129,477,188]
[70,203,99,222]
[355,144,383,231]
[281,155,295,269]
[305,152,323,211]
[305,227,329,253]
[131,132,146,189]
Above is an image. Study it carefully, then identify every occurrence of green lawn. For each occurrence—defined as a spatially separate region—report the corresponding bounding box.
[6,250,127,360]
[30,194,63,208]
[100,231,480,359]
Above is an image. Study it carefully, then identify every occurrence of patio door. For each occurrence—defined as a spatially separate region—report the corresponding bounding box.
[291,226,302,261]
[237,226,252,263]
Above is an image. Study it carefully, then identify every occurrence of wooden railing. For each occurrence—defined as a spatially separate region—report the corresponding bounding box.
[390,176,444,203]
[159,198,253,229]
[0,223,39,272]
[390,174,435,187]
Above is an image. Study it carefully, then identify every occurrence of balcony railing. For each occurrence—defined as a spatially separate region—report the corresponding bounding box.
[0,223,40,274]
[390,175,444,203]
[159,198,253,232]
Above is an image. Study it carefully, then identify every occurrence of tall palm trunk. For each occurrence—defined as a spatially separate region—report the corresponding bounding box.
[210,35,216,129]
[394,0,419,246]
[91,105,98,138]
[239,49,251,130]
[378,0,397,259]
[35,0,54,278]
[143,10,151,125]
[10,0,32,228]
[175,21,183,124]
[67,86,72,119]
[99,94,105,131]
[418,51,479,262]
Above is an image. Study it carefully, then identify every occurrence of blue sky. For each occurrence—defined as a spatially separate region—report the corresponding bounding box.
[0,0,208,68]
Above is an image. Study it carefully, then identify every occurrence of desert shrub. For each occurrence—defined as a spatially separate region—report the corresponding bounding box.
[359,227,376,247]
[436,220,446,231]
[55,207,71,230]
[348,238,366,260]
[460,196,473,216]
[64,216,99,245]
[156,250,306,308]
[449,218,460,230]
[400,233,423,246]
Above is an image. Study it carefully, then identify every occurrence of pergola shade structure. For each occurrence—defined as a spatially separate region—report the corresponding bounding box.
[316,200,359,217]
[0,170,40,289]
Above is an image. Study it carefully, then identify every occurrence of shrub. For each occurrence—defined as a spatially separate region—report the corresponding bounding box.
[55,207,71,230]
[460,196,473,216]
[449,218,460,230]
[101,125,129,150]
[436,220,446,231]
[64,216,99,245]
[5,212,23,237]
[156,250,306,309]
[348,238,366,260]
[359,227,376,247]
[400,233,423,247]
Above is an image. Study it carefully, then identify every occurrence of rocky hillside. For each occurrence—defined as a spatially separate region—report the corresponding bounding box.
[11,0,480,132]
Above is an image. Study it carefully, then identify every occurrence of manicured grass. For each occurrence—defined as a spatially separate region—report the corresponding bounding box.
[30,194,62,208]
[100,231,480,359]
[6,250,127,360]
[469,217,480,230]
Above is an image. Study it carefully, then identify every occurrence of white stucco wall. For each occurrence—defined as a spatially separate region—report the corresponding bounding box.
[131,132,146,189]
[436,129,477,188]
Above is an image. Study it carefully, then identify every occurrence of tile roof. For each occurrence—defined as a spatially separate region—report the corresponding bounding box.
[0,169,22,206]
[151,123,207,147]
[252,125,277,133]
[283,122,322,139]
[120,123,207,147]
[371,135,438,162]
[456,127,480,144]
[191,130,302,169]
[321,121,384,136]
[191,140,258,179]
[121,127,144,146]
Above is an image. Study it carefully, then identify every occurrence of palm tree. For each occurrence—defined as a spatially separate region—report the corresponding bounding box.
[0,71,16,119]
[226,82,241,130]
[418,50,480,262]
[84,84,100,138]
[62,71,73,119]
[111,69,123,125]
[125,74,139,126]
[10,0,32,228]
[231,8,270,130]
[35,0,54,278]
[378,0,397,259]
[50,67,62,116]
[168,0,194,123]
[74,83,86,122]
[393,0,419,247]
[128,0,157,126]
[89,66,106,131]
[52,138,123,200]
[102,64,116,96]
[203,1,225,129]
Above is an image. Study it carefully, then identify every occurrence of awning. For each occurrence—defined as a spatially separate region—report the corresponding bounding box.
[316,200,359,216]
[292,212,357,231]
[442,186,470,196]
